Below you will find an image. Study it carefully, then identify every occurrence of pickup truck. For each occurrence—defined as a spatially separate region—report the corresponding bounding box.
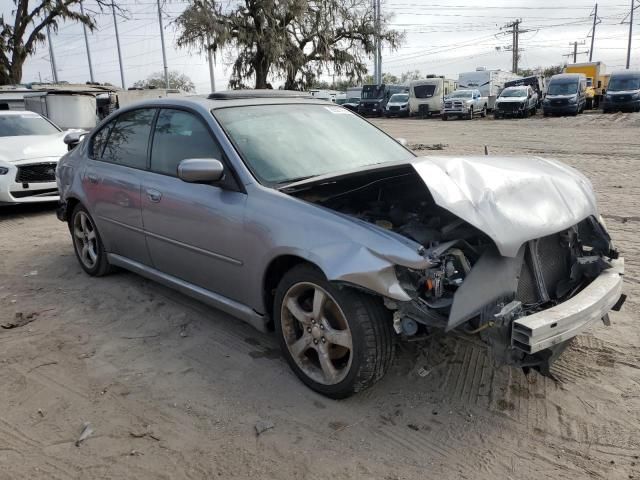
[442,89,487,120]
[494,86,539,118]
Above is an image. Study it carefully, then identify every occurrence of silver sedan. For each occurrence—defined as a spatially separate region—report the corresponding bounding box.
[56,91,625,398]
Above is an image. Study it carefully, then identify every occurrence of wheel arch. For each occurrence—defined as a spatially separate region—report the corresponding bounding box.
[65,196,82,227]
[262,255,322,330]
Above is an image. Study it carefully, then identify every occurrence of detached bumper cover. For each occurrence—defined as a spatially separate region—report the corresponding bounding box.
[512,258,624,354]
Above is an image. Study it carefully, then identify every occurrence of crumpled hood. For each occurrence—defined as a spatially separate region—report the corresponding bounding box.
[411,156,598,257]
[0,133,67,163]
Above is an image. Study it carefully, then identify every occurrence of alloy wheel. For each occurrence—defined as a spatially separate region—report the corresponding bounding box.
[280,282,353,385]
[73,211,99,269]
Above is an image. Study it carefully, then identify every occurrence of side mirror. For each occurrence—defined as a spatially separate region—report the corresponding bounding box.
[177,158,225,183]
[63,130,87,151]
[395,137,408,146]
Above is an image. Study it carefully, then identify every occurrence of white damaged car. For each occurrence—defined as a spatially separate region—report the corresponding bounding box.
[0,110,68,205]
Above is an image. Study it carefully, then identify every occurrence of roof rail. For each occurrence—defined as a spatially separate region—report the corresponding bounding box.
[208,90,312,100]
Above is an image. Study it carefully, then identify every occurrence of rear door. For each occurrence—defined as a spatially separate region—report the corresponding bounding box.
[140,108,248,302]
[83,108,156,265]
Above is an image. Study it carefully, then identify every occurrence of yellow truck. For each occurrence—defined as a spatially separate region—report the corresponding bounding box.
[564,62,606,109]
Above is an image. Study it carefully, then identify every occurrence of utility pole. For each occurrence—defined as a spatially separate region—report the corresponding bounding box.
[589,3,599,62]
[377,0,382,84]
[563,41,588,63]
[207,36,215,93]
[80,2,95,83]
[157,0,169,88]
[112,2,126,88]
[503,20,526,74]
[372,0,381,84]
[46,25,58,83]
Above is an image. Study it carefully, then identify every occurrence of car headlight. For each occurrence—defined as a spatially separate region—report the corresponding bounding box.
[568,96,578,104]
[632,92,640,99]
[0,166,8,175]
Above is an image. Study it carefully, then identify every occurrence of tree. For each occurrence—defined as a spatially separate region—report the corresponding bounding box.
[399,70,421,83]
[133,70,195,92]
[0,0,118,85]
[281,0,403,90]
[175,0,402,90]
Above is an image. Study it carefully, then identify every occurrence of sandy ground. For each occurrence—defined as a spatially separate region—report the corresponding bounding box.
[1,112,639,480]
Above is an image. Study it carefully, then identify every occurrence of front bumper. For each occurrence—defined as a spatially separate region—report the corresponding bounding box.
[0,158,60,205]
[512,258,624,354]
[543,104,578,115]
[495,104,527,116]
[602,98,640,111]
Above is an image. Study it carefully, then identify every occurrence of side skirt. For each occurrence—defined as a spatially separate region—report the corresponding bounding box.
[107,253,268,333]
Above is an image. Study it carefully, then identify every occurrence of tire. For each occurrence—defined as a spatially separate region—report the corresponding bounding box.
[273,264,395,399]
[480,106,487,118]
[70,204,113,276]
[493,112,500,119]
[467,107,473,120]
[441,114,448,121]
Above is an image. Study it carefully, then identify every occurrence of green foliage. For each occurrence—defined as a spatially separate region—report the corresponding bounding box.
[133,70,195,92]
[0,0,119,84]
[175,0,403,90]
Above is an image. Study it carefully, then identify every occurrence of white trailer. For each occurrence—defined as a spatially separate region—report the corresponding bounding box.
[457,68,521,110]
[24,92,98,130]
[408,76,457,116]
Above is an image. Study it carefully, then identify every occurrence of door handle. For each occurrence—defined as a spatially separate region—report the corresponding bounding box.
[87,174,99,184]
[146,188,162,203]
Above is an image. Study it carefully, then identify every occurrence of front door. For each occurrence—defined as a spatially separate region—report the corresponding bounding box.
[83,108,156,265]
[140,108,248,303]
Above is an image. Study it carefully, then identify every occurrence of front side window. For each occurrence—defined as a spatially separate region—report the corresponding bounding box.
[102,109,155,169]
[150,109,222,176]
[215,104,414,185]
[0,113,60,137]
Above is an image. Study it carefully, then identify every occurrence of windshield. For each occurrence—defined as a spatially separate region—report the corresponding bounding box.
[0,113,60,137]
[548,82,578,95]
[608,77,640,91]
[361,85,384,99]
[215,104,414,185]
[500,88,527,98]
[449,91,472,98]
[389,94,408,103]
[413,84,436,98]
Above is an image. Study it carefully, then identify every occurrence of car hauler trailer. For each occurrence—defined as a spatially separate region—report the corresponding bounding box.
[408,76,457,117]
[458,68,521,111]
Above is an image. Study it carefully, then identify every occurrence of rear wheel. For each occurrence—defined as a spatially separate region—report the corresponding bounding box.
[70,204,112,276]
[274,265,394,399]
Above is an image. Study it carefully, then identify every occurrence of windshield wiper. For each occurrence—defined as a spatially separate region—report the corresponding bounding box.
[276,175,316,186]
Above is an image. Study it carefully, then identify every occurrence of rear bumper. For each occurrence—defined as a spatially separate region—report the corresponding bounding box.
[512,258,624,354]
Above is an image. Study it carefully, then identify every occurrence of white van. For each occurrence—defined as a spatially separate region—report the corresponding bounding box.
[408,76,457,117]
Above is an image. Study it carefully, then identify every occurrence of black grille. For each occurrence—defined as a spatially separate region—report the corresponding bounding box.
[614,96,630,102]
[535,234,570,298]
[389,106,400,111]
[516,233,571,304]
[551,98,568,106]
[517,249,539,304]
[498,102,522,112]
[15,163,57,183]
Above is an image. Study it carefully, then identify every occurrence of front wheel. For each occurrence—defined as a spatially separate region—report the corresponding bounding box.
[480,106,487,118]
[274,265,395,399]
[467,107,474,120]
[70,204,112,276]
[441,114,448,121]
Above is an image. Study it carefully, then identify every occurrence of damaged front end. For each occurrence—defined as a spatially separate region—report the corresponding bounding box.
[284,157,625,375]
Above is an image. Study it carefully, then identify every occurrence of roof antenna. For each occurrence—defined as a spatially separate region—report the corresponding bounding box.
[484,145,489,156]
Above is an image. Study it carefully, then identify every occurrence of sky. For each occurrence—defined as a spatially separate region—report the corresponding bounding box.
[2,0,639,93]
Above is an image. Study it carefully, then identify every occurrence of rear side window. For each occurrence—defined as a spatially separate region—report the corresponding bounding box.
[150,109,222,176]
[90,124,112,159]
[102,108,155,169]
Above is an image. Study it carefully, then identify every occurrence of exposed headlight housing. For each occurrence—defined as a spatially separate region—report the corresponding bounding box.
[0,166,8,175]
